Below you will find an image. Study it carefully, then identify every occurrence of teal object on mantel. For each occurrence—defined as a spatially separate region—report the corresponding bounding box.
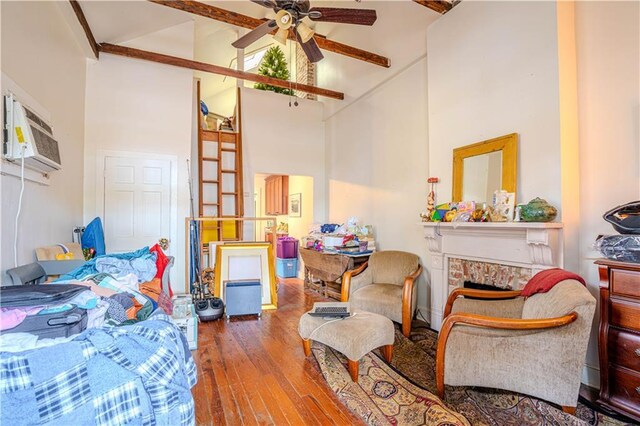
[520,198,558,222]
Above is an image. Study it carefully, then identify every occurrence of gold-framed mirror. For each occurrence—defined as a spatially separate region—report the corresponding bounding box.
[452,133,518,203]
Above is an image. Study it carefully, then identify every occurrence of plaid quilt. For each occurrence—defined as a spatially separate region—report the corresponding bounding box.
[0,313,197,425]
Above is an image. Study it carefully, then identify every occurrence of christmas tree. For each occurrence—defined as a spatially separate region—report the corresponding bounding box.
[254,45,295,95]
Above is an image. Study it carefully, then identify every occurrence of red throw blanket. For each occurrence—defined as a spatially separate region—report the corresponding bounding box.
[520,268,586,297]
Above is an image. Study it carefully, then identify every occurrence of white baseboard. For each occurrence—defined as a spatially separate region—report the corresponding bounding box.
[416,305,443,330]
[416,306,430,324]
[581,363,600,388]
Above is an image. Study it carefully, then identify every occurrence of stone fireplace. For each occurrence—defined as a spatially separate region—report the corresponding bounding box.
[448,258,532,292]
[422,222,563,330]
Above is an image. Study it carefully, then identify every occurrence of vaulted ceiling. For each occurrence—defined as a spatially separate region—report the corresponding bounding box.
[73,1,446,114]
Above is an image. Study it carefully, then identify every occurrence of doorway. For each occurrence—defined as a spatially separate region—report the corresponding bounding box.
[97,151,177,255]
[254,173,314,278]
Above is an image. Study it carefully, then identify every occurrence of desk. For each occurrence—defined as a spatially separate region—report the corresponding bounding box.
[299,248,371,300]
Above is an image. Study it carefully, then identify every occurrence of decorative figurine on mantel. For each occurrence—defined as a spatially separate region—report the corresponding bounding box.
[421,177,440,222]
[493,190,516,221]
[520,197,558,222]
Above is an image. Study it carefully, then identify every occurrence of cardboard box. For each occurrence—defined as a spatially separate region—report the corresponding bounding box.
[172,304,198,350]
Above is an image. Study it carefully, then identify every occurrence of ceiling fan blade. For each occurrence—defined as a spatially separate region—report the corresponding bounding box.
[308,7,377,26]
[250,0,277,9]
[295,30,324,63]
[232,20,277,49]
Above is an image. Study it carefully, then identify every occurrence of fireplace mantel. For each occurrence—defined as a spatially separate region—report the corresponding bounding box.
[421,221,564,330]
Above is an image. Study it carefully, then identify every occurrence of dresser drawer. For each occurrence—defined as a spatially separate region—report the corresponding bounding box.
[612,268,640,299]
[610,298,640,332]
[609,328,640,372]
[609,365,640,410]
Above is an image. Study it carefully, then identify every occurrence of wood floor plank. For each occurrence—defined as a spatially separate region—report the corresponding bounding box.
[240,307,358,424]
[263,373,311,425]
[233,325,324,425]
[249,323,356,424]
[218,384,244,426]
[243,381,275,426]
[301,395,337,426]
[192,349,217,425]
[192,278,364,426]
[255,375,292,425]
[229,382,259,426]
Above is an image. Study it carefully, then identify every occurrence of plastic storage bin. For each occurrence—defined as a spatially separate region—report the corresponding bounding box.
[276,237,299,259]
[276,257,298,278]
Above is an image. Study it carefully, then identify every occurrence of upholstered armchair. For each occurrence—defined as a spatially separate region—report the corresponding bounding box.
[341,251,422,337]
[435,280,596,414]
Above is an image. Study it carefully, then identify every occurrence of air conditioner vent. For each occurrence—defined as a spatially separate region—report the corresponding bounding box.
[24,107,52,134]
[31,125,60,164]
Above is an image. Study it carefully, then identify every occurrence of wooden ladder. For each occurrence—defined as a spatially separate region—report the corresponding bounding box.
[197,82,244,242]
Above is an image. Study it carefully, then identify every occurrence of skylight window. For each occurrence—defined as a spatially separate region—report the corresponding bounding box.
[229,47,270,72]
[244,49,267,71]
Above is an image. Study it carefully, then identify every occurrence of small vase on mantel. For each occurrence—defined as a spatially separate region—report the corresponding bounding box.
[520,198,558,222]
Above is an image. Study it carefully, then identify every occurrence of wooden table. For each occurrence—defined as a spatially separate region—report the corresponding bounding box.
[299,248,371,300]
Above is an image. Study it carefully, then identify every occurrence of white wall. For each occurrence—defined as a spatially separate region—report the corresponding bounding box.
[325,58,430,311]
[0,1,87,280]
[287,175,314,244]
[425,0,639,388]
[318,1,439,118]
[427,1,563,211]
[84,22,195,290]
[426,1,585,273]
[575,0,640,387]
[241,87,326,234]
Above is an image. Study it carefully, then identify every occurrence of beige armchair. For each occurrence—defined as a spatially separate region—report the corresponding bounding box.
[435,279,596,414]
[341,251,422,337]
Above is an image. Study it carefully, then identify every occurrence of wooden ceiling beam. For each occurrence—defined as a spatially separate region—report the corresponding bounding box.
[412,0,453,14]
[69,0,99,58]
[147,0,390,68]
[98,43,344,100]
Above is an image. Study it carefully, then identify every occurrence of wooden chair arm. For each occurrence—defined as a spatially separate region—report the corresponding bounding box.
[340,261,369,302]
[402,265,423,335]
[443,288,522,319]
[402,265,423,305]
[435,311,578,397]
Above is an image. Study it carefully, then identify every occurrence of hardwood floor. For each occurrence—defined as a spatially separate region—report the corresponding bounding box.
[192,278,364,426]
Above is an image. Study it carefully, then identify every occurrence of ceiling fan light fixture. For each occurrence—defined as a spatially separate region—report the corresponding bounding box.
[273,27,289,45]
[296,22,315,44]
[275,9,293,29]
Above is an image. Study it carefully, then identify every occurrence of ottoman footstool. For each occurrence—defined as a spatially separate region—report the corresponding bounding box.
[298,309,395,382]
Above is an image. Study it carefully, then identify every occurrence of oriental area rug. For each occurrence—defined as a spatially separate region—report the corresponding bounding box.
[312,321,634,426]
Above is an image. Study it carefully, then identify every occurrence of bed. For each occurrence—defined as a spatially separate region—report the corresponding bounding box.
[0,312,197,425]
[1,247,197,425]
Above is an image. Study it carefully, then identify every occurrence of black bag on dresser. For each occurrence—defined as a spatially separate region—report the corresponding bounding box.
[603,200,640,234]
[1,284,89,339]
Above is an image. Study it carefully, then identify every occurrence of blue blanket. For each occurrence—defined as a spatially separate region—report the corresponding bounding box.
[0,313,197,425]
[56,247,155,282]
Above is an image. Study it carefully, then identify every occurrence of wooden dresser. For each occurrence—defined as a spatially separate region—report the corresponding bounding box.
[596,259,640,422]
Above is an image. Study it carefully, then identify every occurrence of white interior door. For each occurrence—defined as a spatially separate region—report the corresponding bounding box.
[103,156,171,253]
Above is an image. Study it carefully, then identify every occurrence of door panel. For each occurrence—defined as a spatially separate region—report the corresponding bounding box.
[104,156,171,253]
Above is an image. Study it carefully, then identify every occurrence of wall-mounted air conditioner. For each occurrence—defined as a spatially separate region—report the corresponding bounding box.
[3,94,62,173]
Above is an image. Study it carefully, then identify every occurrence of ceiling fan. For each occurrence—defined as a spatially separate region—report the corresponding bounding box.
[232,0,378,63]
